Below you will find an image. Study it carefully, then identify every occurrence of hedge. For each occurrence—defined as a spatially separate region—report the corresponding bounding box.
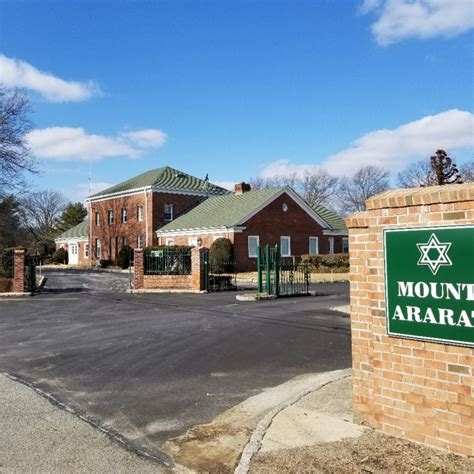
[300,253,349,273]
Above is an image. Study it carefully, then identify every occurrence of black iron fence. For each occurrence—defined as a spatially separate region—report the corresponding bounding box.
[25,256,36,293]
[144,248,192,275]
[204,253,237,292]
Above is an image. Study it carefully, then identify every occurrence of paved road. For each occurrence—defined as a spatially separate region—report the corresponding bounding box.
[0,269,351,463]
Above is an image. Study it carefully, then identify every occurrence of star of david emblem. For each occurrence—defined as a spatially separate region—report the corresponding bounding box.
[416,233,452,275]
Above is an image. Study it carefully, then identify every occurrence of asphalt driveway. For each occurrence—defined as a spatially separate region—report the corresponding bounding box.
[0,269,351,463]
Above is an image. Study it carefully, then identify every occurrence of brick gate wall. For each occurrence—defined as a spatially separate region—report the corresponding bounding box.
[346,184,473,457]
[134,247,206,292]
[0,249,26,294]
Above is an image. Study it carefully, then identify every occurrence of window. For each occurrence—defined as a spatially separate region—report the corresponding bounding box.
[328,237,335,254]
[248,235,259,258]
[95,239,101,258]
[137,205,143,222]
[188,237,198,246]
[70,243,78,255]
[84,243,89,258]
[280,236,291,257]
[309,237,319,255]
[95,212,100,226]
[342,237,349,253]
[166,238,174,246]
[108,210,114,225]
[137,235,143,249]
[164,203,174,222]
[121,208,127,223]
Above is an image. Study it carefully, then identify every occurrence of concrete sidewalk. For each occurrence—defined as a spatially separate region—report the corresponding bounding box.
[0,374,162,473]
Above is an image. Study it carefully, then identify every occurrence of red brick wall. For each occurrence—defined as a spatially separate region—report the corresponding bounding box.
[152,193,203,245]
[134,247,205,291]
[89,191,203,263]
[12,249,25,293]
[346,184,474,457]
[158,192,346,271]
[233,192,344,271]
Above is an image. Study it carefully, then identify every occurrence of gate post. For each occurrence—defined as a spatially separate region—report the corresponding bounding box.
[191,247,207,291]
[134,248,144,289]
[274,244,280,297]
[265,244,271,294]
[257,246,262,293]
[12,249,25,293]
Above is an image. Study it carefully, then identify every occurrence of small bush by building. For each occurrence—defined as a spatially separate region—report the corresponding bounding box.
[116,245,132,269]
[51,248,68,264]
[300,253,349,273]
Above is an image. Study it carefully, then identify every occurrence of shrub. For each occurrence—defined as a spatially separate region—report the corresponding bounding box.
[99,259,112,268]
[51,248,68,264]
[0,248,14,277]
[116,246,132,269]
[209,238,234,273]
[300,253,349,273]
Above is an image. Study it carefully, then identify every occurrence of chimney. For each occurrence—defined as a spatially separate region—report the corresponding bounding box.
[234,182,251,194]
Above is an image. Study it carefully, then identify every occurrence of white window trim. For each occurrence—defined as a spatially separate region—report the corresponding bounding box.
[108,210,114,225]
[188,237,198,246]
[328,237,335,254]
[164,203,174,222]
[248,235,259,258]
[137,205,143,222]
[280,236,291,257]
[122,208,128,223]
[309,236,319,255]
[137,235,143,249]
[96,239,101,258]
[84,243,89,258]
[342,237,349,253]
[95,212,100,226]
[166,238,174,246]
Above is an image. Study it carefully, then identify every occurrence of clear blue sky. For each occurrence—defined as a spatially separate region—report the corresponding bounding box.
[1,0,472,201]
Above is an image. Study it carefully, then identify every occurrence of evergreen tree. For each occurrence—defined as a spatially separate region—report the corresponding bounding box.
[58,202,88,232]
[430,149,462,185]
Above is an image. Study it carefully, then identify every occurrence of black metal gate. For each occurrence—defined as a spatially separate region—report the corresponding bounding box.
[204,251,237,292]
[257,244,310,297]
[25,256,36,293]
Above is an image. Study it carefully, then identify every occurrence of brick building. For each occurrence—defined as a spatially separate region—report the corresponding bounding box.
[56,168,347,269]
[56,167,229,265]
[157,184,348,271]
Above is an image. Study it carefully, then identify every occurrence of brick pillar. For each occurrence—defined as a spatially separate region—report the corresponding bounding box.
[12,249,25,293]
[345,183,474,457]
[191,247,207,291]
[134,248,144,289]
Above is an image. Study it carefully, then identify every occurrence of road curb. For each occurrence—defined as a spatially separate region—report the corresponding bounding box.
[2,372,174,469]
[234,369,352,474]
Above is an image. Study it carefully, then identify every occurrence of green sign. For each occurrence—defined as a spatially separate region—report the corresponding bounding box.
[384,225,474,348]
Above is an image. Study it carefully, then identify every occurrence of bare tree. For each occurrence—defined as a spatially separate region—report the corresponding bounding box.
[300,170,339,206]
[397,159,436,188]
[337,166,390,214]
[19,190,67,241]
[249,169,339,207]
[0,88,36,196]
[459,160,474,183]
[430,149,462,185]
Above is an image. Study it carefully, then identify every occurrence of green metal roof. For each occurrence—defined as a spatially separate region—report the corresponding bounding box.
[56,219,89,240]
[311,204,347,231]
[90,166,229,198]
[158,188,285,232]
